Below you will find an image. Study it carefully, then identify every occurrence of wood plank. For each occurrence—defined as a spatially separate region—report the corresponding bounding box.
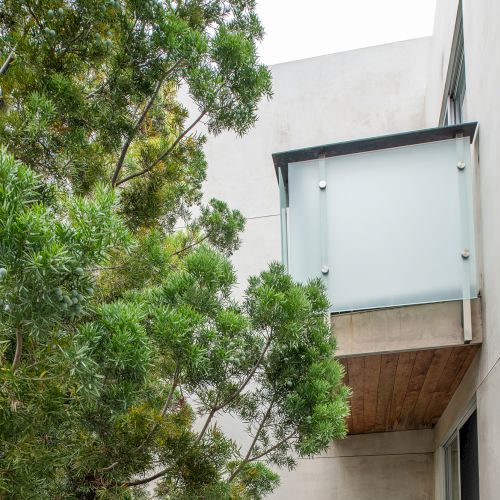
[347,357,365,434]
[374,353,398,432]
[411,348,453,428]
[388,351,416,430]
[429,345,479,425]
[396,350,435,430]
[447,345,479,395]
[363,355,381,432]
[424,347,471,423]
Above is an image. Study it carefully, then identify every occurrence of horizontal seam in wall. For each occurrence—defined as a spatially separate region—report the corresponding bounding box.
[293,452,434,460]
[174,213,279,230]
[245,213,279,221]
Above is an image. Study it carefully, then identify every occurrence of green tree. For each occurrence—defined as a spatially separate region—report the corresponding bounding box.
[0,1,350,498]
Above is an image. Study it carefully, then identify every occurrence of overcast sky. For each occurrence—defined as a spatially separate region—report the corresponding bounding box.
[256,0,437,65]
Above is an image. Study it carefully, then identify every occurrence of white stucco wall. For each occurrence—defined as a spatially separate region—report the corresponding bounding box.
[425,1,500,499]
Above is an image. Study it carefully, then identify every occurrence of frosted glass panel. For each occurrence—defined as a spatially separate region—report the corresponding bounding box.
[287,139,477,312]
[288,159,322,283]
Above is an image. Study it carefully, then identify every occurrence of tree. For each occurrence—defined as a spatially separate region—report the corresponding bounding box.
[0,1,350,498]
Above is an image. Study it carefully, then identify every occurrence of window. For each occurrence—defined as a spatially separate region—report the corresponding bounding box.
[449,26,466,124]
[443,7,466,125]
[444,409,480,500]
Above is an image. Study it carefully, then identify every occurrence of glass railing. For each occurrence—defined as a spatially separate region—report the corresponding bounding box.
[274,123,478,313]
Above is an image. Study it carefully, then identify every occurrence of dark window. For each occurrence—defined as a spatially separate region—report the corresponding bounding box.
[444,409,480,500]
[460,410,480,500]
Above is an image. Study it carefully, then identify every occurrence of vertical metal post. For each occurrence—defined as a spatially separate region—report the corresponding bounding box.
[318,155,329,290]
[456,133,473,343]
[278,167,289,271]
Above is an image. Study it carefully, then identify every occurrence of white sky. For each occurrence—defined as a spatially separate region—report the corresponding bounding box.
[256,0,437,65]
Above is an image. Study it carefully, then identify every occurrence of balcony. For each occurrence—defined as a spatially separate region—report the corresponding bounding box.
[273,123,481,434]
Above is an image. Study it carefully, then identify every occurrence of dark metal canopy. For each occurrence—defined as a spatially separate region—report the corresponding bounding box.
[273,122,478,187]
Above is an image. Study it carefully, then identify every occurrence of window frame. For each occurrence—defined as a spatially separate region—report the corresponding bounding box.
[440,3,466,126]
[441,399,478,500]
[449,26,466,125]
[444,431,460,500]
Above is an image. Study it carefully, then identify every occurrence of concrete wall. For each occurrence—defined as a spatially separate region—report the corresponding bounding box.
[195,38,433,499]
[272,430,434,500]
[200,38,430,294]
[199,4,500,496]
[424,1,500,499]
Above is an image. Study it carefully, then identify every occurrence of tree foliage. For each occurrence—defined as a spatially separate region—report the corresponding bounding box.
[0,1,350,498]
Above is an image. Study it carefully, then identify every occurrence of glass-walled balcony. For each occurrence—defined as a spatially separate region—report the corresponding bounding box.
[274,123,478,314]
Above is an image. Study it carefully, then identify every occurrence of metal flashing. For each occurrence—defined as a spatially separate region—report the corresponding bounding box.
[272,122,478,187]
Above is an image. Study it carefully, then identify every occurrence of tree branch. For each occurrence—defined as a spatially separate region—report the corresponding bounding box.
[124,333,273,488]
[124,397,278,488]
[115,110,207,187]
[0,49,15,76]
[196,408,216,443]
[124,466,170,487]
[216,332,273,411]
[89,234,210,279]
[123,324,272,488]
[101,366,181,473]
[12,326,22,372]
[111,59,183,185]
[170,234,209,258]
[245,431,297,464]
[196,332,273,443]
[139,365,180,447]
[111,77,163,186]
[229,400,275,482]
[25,4,43,31]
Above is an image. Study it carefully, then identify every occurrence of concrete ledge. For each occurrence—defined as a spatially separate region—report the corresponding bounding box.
[333,299,482,358]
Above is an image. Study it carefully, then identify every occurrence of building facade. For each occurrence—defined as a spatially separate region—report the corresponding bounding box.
[199,1,500,498]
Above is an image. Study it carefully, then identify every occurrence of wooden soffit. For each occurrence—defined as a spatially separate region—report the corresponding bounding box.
[339,345,480,435]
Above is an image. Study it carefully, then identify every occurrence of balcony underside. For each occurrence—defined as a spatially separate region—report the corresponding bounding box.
[333,299,482,435]
[338,344,480,435]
